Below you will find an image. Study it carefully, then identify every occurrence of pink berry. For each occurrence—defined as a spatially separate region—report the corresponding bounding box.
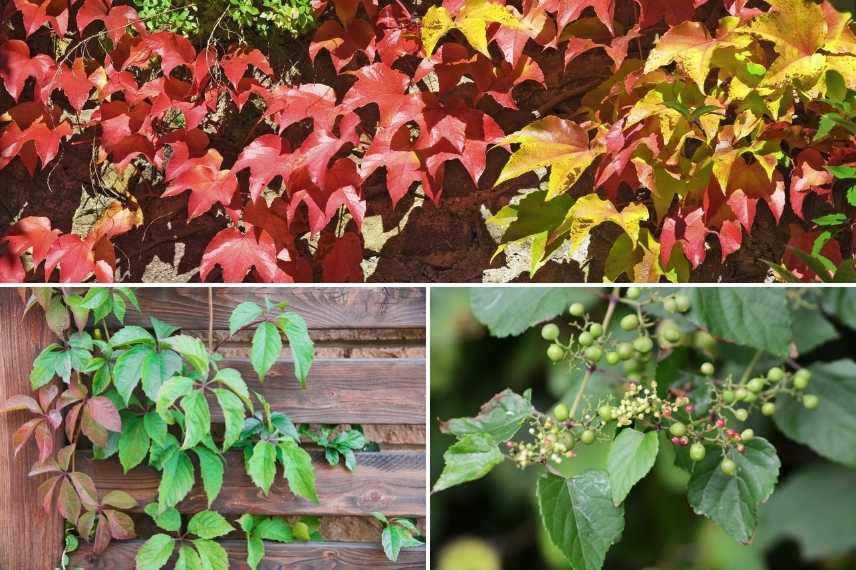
[685,404,695,414]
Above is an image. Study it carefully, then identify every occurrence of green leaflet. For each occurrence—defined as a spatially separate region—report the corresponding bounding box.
[382,525,403,562]
[135,533,175,570]
[607,428,659,505]
[280,440,319,503]
[214,388,244,452]
[441,389,533,442]
[248,440,277,494]
[144,503,182,532]
[686,438,780,543]
[774,360,856,467]
[194,446,225,506]
[229,301,263,335]
[212,368,251,409]
[141,349,182,402]
[158,451,195,511]
[113,345,151,404]
[470,288,598,337]
[192,538,229,570]
[181,390,211,450]
[251,322,282,382]
[165,335,210,377]
[433,434,504,492]
[109,325,155,348]
[187,510,234,539]
[175,545,203,570]
[537,471,625,570]
[30,344,62,389]
[156,376,195,421]
[118,413,150,473]
[278,312,314,386]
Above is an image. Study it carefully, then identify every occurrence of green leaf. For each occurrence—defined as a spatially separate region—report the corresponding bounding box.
[118,413,150,473]
[141,349,182,402]
[188,510,234,539]
[246,535,264,570]
[685,289,792,357]
[686,438,780,543]
[110,326,155,348]
[441,389,533,442]
[212,368,251,409]
[192,538,229,570]
[30,344,61,389]
[278,312,314,386]
[144,503,182,532]
[774,360,856,467]
[82,287,110,310]
[194,446,224,507]
[135,533,175,570]
[165,335,209,377]
[279,440,318,503]
[45,295,69,336]
[181,390,211,450]
[819,289,856,330]
[213,388,244,452]
[150,316,179,341]
[229,302,263,335]
[113,345,151,405]
[251,322,281,382]
[158,451,195,511]
[144,411,169,446]
[175,545,203,570]
[256,517,293,542]
[432,434,504,492]
[248,440,277,494]
[156,376,195,421]
[382,525,403,561]
[607,428,659,505]
[826,165,856,179]
[536,471,625,570]
[811,213,847,226]
[791,306,838,354]
[847,185,856,207]
[470,288,598,337]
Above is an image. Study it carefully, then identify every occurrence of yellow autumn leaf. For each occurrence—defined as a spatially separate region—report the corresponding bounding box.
[422,0,523,56]
[495,116,603,200]
[604,229,689,283]
[556,194,649,252]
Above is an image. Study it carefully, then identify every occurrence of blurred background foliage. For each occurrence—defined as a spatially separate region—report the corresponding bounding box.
[430,287,856,570]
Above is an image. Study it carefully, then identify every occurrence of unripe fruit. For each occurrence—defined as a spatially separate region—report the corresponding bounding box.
[633,336,654,353]
[700,362,715,376]
[589,323,604,338]
[606,352,620,365]
[617,343,635,360]
[294,522,311,541]
[560,433,576,449]
[664,298,678,313]
[735,387,749,401]
[735,409,749,422]
[722,390,736,403]
[620,314,639,331]
[794,369,811,390]
[669,422,687,437]
[553,403,569,421]
[93,328,102,340]
[761,402,777,416]
[584,346,603,362]
[541,323,560,341]
[694,330,717,352]
[720,458,737,476]
[689,442,706,462]
[767,367,785,382]
[627,372,642,382]
[744,392,758,403]
[626,287,641,300]
[579,332,594,347]
[598,406,615,421]
[747,377,765,393]
[623,359,640,373]
[547,344,565,362]
[658,320,682,344]
[803,394,819,409]
[675,294,691,313]
[569,303,586,317]
[581,430,596,444]
[741,429,754,442]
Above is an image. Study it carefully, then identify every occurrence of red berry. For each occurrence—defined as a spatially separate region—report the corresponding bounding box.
[715,418,726,428]
[685,404,695,414]
[671,437,681,445]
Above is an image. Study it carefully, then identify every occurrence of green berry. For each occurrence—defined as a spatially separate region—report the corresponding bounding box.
[620,314,639,331]
[803,394,819,409]
[579,332,594,347]
[675,294,691,313]
[569,303,586,317]
[747,377,765,393]
[722,390,735,404]
[598,406,615,422]
[633,336,654,353]
[735,387,749,401]
[744,392,757,403]
[627,372,642,382]
[659,321,682,343]
[560,432,576,449]
[741,429,754,442]
[589,323,604,338]
[547,344,565,362]
[720,458,737,476]
[694,330,717,352]
[553,403,569,421]
[767,367,785,382]
[581,430,596,444]
[761,402,776,416]
[606,352,620,365]
[689,442,706,462]
[626,287,641,300]
[585,346,603,362]
[734,409,749,422]
[617,343,635,360]
[794,369,811,390]
[700,362,715,376]
[541,323,560,341]
[669,422,687,437]
[623,359,640,373]
[663,298,678,313]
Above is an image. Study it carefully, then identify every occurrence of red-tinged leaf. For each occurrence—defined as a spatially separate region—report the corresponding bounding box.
[232,135,292,200]
[0,394,42,415]
[291,128,355,190]
[46,409,63,430]
[661,209,708,268]
[0,102,72,175]
[220,47,272,90]
[43,235,96,283]
[49,58,94,111]
[790,150,834,220]
[310,19,377,72]
[319,231,364,282]
[725,189,757,233]
[360,126,425,206]
[102,490,137,510]
[138,32,197,76]
[37,475,61,513]
[65,402,83,443]
[635,0,707,28]
[76,0,144,43]
[29,458,63,476]
[81,408,108,447]
[341,62,425,129]
[93,513,112,554]
[12,418,41,455]
[13,0,69,37]
[0,40,55,102]
[1,217,60,266]
[95,101,156,168]
[33,420,54,463]
[38,384,59,411]
[77,511,96,541]
[727,159,786,224]
[539,0,615,33]
[57,477,82,523]
[85,397,121,432]
[56,444,75,471]
[0,244,25,282]
[717,219,743,261]
[200,226,289,283]
[375,1,421,64]
[162,149,238,220]
[288,158,366,232]
[240,198,299,251]
[69,471,98,510]
[259,83,338,133]
[104,509,136,540]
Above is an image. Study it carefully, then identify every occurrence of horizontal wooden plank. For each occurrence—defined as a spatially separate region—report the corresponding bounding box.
[212,358,425,424]
[119,288,425,330]
[72,540,426,569]
[78,450,426,517]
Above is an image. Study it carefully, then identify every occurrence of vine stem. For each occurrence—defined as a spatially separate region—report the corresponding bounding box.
[738,349,764,385]
[569,286,621,419]
[207,288,214,353]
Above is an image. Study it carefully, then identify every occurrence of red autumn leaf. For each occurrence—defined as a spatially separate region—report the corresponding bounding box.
[84,397,121,432]
[200,226,290,282]
[162,149,239,220]
[1,216,60,265]
[0,394,42,415]
[310,18,377,72]
[104,509,135,540]
[219,47,273,90]
[539,0,615,34]
[93,514,112,554]
[360,125,426,206]
[232,134,292,201]
[0,40,55,102]
[782,223,844,281]
[288,157,366,232]
[789,149,834,220]
[0,102,72,175]
[374,0,421,64]
[341,62,425,129]
[69,471,98,509]
[259,83,338,133]
[661,208,708,268]
[49,58,95,111]
[319,231,364,281]
[635,0,708,28]
[76,0,144,44]
[13,0,69,37]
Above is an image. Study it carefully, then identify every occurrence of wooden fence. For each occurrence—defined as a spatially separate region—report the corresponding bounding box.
[0,287,427,569]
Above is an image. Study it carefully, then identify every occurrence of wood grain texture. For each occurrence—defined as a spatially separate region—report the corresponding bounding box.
[213,358,425,424]
[71,540,426,569]
[121,288,425,330]
[0,289,65,570]
[78,450,426,517]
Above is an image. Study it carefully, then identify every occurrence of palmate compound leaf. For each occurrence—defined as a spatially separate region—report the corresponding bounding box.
[161,149,238,221]
[422,0,525,56]
[432,434,504,492]
[537,471,625,570]
[607,428,659,505]
[495,116,604,200]
[440,389,533,442]
[556,194,650,253]
[686,438,780,544]
[200,226,287,283]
